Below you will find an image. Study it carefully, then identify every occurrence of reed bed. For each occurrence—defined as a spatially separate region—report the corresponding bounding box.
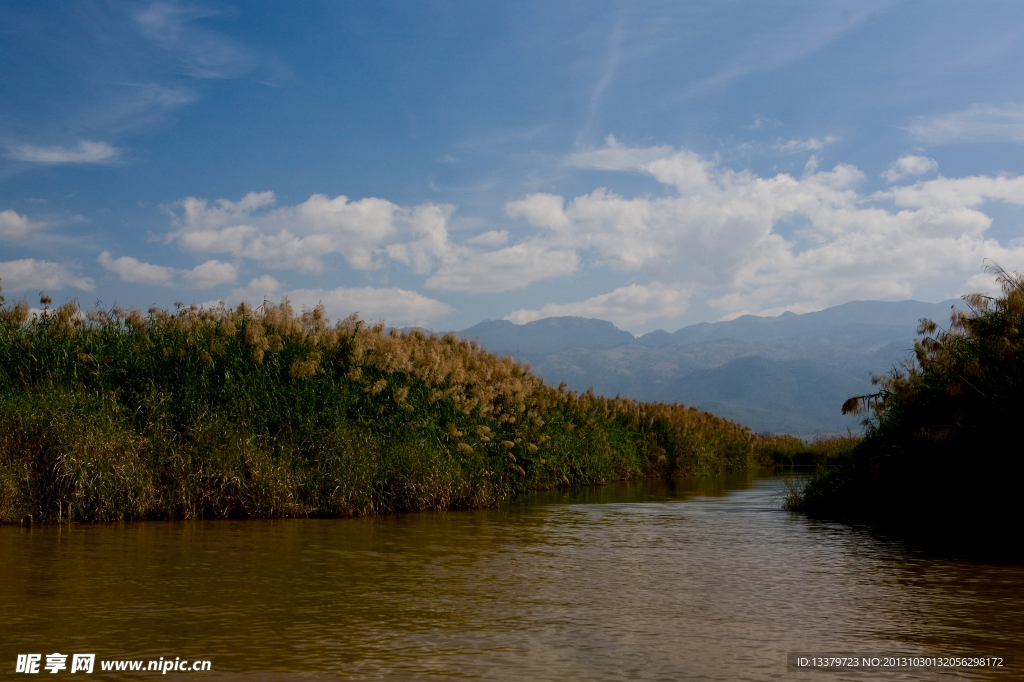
[0,287,787,523]
[759,434,860,467]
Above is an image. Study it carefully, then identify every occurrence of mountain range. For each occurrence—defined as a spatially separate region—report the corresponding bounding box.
[457,300,966,436]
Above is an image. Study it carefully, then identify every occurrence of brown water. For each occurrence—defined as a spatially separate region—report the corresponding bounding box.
[2,473,1021,681]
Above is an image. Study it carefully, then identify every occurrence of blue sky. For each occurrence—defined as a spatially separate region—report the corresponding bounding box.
[3,0,1024,333]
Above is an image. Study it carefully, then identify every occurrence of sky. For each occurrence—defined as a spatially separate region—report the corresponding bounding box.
[3,0,1024,334]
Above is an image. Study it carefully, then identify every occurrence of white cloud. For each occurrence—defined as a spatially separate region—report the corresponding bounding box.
[0,210,44,239]
[98,252,237,289]
[0,259,94,293]
[98,252,176,286]
[884,174,1024,211]
[281,193,407,269]
[236,230,334,272]
[382,203,456,274]
[505,194,572,230]
[287,286,453,326]
[909,104,1024,144]
[157,140,1024,321]
[178,191,275,232]
[182,259,238,289]
[7,140,120,164]
[166,190,581,294]
[169,191,431,272]
[883,155,938,182]
[961,271,1003,299]
[178,224,258,253]
[426,242,579,292]
[505,139,1024,321]
[507,283,689,329]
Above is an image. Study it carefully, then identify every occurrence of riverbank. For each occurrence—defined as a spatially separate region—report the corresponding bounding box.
[0,292,815,523]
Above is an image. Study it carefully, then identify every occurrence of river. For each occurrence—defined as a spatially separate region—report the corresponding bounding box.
[2,473,1020,680]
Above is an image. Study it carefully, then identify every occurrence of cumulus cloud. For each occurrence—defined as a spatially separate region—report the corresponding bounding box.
[505,194,573,231]
[98,252,176,286]
[157,141,1024,323]
[7,140,119,164]
[182,259,238,288]
[98,252,236,289]
[507,283,689,328]
[167,190,579,294]
[383,204,457,274]
[505,139,1024,320]
[961,270,1004,299]
[426,242,579,292]
[884,174,1024,211]
[179,191,276,230]
[0,259,94,293]
[909,104,1024,144]
[169,191,434,272]
[0,210,45,239]
[882,155,938,182]
[286,286,453,326]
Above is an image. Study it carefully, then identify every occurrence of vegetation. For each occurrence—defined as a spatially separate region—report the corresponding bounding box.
[786,264,1024,548]
[0,285,790,524]
[758,433,859,467]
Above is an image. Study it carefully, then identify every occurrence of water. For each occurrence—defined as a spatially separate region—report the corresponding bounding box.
[2,474,1021,680]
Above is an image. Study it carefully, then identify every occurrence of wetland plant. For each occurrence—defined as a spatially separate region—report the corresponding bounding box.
[787,263,1024,549]
[0,286,780,523]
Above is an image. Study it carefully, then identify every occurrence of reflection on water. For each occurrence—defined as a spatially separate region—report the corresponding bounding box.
[2,474,1021,681]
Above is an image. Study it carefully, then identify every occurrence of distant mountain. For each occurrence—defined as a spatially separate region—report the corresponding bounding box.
[638,299,963,347]
[457,300,966,436]
[663,356,875,435]
[459,316,635,356]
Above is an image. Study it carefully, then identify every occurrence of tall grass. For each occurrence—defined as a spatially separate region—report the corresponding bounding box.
[0,288,780,523]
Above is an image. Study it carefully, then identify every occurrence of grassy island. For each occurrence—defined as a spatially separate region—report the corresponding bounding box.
[0,286,801,523]
[787,264,1024,553]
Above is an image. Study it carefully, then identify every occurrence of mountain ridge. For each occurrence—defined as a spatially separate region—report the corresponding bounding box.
[456,299,967,435]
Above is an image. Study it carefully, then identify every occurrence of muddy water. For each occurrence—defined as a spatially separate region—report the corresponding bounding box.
[2,474,1021,680]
